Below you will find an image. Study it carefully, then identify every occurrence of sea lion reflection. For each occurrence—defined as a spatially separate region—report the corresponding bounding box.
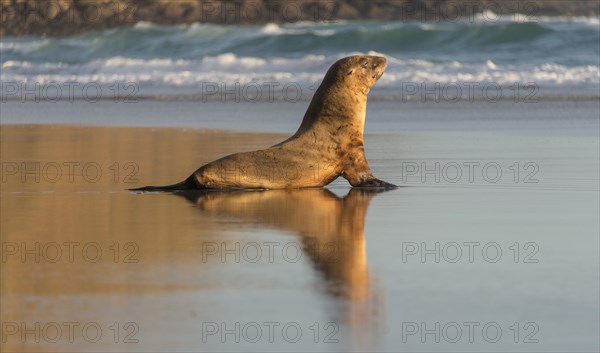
[176,188,390,299]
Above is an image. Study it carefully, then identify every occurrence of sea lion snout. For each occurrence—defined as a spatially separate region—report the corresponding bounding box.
[351,55,387,83]
[367,56,387,80]
[326,55,388,87]
[369,56,387,69]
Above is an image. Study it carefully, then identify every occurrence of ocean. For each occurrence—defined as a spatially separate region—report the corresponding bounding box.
[1,15,599,102]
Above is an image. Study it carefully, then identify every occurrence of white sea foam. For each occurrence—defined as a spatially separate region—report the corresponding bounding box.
[261,23,282,34]
[2,53,597,100]
[537,16,600,26]
[133,21,158,29]
[259,22,336,36]
[474,10,600,26]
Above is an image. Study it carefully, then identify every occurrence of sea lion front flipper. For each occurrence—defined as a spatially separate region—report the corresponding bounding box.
[342,168,397,189]
[341,148,397,189]
[353,177,397,189]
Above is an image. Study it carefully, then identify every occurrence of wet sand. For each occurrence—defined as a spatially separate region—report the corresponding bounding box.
[1,99,599,352]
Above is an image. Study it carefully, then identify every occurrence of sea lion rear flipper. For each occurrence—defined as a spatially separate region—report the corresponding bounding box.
[128,176,200,192]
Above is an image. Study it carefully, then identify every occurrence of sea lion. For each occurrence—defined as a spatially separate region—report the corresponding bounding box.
[131,55,395,191]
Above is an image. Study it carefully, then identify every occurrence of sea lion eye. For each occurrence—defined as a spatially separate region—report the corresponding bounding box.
[347,70,354,75]
[362,61,368,68]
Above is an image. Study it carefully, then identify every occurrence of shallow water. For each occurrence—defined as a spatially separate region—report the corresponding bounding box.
[1,100,599,352]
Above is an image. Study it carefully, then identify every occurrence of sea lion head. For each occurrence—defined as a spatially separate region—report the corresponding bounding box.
[323,55,387,95]
[294,55,387,138]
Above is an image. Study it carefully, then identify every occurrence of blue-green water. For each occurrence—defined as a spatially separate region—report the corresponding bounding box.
[1,18,599,99]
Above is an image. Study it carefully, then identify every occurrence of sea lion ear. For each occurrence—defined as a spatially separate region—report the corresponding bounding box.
[347,70,354,75]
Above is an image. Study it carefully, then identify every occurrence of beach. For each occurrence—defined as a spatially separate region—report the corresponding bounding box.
[1,98,599,351]
[2,5,600,351]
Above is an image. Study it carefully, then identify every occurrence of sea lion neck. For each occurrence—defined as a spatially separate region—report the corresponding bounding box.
[291,55,386,139]
[294,80,368,138]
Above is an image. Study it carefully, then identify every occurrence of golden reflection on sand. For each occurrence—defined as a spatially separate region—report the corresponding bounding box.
[175,187,390,346]
[177,188,380,299]
[1,124,388,350]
